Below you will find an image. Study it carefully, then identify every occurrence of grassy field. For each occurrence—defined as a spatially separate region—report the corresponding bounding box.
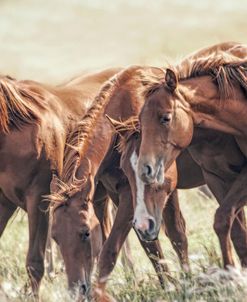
[1,191,247,301]
[0,0,247,301]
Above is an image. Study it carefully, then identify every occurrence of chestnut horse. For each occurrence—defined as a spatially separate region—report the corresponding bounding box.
[0,67,121,298]
[48,66,196,300]
[107,116,189,267]
[109,116,246,270]
[137,42,247,268]
[48,62,246,300]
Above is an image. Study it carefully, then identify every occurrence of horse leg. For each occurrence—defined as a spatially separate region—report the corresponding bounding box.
[94,183,113,242]
[203,169,247,268]
[213,166,247,268]
[162,190,189,270]
[96,187,132,296]
[96,185,167,300]
[110,202,135,274]
[135,234,169,287]
[230,209,247,267]
[0,192,17,237]
[120,237,135,275]
[26,191,49,298]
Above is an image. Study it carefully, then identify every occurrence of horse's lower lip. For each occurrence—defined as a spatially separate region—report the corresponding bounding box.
[135,229,158,242]
[143,237,157,242]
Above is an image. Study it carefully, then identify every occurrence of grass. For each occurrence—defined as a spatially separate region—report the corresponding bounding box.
[1,190,247,301]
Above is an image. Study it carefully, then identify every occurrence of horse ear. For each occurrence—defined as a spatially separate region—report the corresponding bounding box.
[165,68,177,92]
[105,114,122,133]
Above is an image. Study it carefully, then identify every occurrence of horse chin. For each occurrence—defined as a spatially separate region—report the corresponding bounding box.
[136,228,159,242]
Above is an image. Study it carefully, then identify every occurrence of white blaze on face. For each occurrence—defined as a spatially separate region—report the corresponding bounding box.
[156,160,165,185]
[130,150,153,232]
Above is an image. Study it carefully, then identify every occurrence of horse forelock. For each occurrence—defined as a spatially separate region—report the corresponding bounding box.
[0,76,48,133]
[116,116,140,153]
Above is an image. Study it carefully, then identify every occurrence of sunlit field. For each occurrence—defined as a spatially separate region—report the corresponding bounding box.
[0,0,247,301]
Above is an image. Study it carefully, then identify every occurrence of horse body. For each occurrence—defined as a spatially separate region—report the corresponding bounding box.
[49,62,246,300]
[0,67,120,296]
[137,42,247,268]
[50,66,191,299]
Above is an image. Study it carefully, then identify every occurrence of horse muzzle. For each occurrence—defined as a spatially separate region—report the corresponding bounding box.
[133,217,159,242]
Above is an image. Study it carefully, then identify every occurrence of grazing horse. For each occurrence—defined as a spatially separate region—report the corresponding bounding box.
[107,116,189,268]
[48,66,194,300]
[0,67,121,298]
[108,117,246,271]
[48,62,246,300]
[137,42,247,268]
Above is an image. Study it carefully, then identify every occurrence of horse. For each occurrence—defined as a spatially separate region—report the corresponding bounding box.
[108,115,247,270]
[136,42,247,268]
[47,66,192,300]
[107,116,189,267]
[48,62,247,300]
[0,67,121,298]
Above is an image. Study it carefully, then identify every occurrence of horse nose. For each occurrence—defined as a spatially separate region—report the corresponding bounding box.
[148,218,156,234]
[141,163,156,184]
[79,283,88,295]
[134,217,157,241]
[145,164,153,177]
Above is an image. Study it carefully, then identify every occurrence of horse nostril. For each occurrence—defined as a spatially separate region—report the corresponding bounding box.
[148,218,156,234]
[80,283,87,295]
[145,164,152,177]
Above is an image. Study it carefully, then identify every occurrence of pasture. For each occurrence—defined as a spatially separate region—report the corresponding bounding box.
[0,0,247,301]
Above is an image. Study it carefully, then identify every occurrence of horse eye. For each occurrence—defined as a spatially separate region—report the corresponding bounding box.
[160,113,172,125]
[80,230,90,242]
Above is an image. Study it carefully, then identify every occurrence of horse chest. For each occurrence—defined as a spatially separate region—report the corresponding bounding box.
[189,140,244,180]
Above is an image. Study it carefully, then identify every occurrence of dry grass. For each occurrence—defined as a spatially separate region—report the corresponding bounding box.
[1,190,247,301]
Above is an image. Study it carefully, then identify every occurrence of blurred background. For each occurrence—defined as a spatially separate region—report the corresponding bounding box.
[0,0,246,83]
[0,1,247,301]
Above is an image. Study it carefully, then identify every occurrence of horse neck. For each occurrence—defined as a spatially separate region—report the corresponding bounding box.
[50,68,122,121]
[75,83,142,185]
[181,75,247,137]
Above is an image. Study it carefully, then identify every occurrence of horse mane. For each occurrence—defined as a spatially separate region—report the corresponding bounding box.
[0,76,47,133]
[176,49,247,99]
[145,43,247,100]
[109,116,140,154]
[48,66,143,204]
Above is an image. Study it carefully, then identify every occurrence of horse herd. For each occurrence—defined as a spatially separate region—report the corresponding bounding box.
[0,41,247,301]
